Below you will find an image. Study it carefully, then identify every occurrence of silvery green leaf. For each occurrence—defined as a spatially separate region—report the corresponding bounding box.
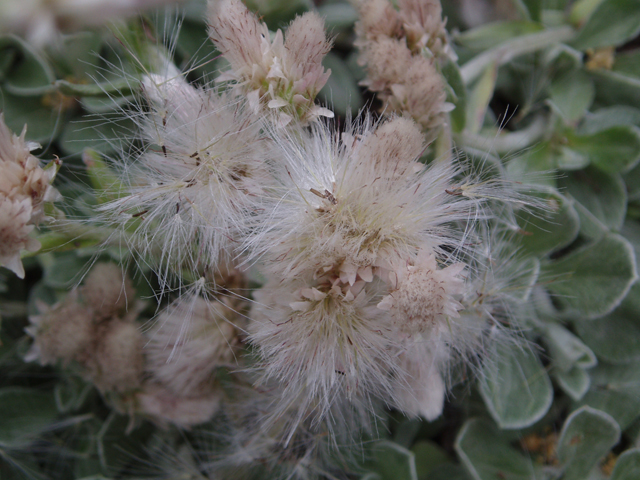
[548,70,595,124]
[565,126,640,173]
[556,406,620,480]
[574,283,640,363]
[317,2,359,30]
[543,233,637,319]
[455,418,543,480]
[411,441,450,478]
[0,387,58,448]
[59,114,134,157]
[365,441,418,480]
[553,366,591,401]
[0,34,55,96]
[319,52,363,118]
[591,51,640,109]
[466,63,497,134]
[544,323,597,372]
[580,106,640,135]
[611,449,640,480]
[572,201,608,243]
[558,167,626,230]
[454,21,544,51]
[428,464,473,480]
[441,59,467,133]
[572,0,640,50]
[0,87,62,144]
[41,251,86,290]
[479,343,553,429]
[516,189,580,256]
[578,362,640,429]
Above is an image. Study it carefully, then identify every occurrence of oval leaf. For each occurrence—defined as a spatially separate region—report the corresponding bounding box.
[556,406,620,480]
[479,343,553,429]
[543,233,637,319]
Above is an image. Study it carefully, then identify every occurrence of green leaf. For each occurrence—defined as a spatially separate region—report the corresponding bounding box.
[479,343,553,429]
[543,233,637,319]
[516,189,580,256]
[0,387,58,447]
[0,35,55,96]
[466,63,497,134]
[411,441,450,479]
[455,418,543,480]
[544,323,596,372]
[41,251,86,289]
[558,167,627,230]
[455,21,544,51]
[580,106,640,135]
[578,362,640,430]
[611,449,640,480]
[574,282,640,363]
[572,0,640,50]
[591,54,640,110]
[317,3,359,30]
[553,366,591,401]
[548,70,595,124]
[59,114,134,157]
[566,126,640,173]
[557,406,620,480]
[427,464,473,480]
[83,149,128,205]
[0,87,63,144]
[319,52,363,118]
[441,59,467,133]
[366,441,418,480]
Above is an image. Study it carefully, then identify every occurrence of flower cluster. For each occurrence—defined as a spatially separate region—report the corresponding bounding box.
[355,0,455,133]
[0,114,59,279]
[208,0,334,126]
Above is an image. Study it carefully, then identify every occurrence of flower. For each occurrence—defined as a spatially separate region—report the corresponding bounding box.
[243,116,504,423]
[145,293,240,396]
[0,0,182,47]
[0,114,59,278]
[208,0,333,126]
[100,73,270,287]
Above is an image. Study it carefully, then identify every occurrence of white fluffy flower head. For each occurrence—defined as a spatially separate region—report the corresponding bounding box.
[101,73,270,285]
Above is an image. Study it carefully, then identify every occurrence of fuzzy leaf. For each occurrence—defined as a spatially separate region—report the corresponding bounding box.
[366,441,418,480]
[548,70,595,124]
[578,363,640,429]
[0,87,63,144]
[319,52,363,118]
[441,59,467,133]
[516,189,580,256]
[479,343,553,429]
[566,126,640,173]
[411,441,450,478]
[466,63,497,134]
[557,406,620,480]
[572,0,640,50]
[455,21,544,50]
[0,34,55,96]
[553,366,591,401]
[591,51,640,109]
[59,114,134,157]
[580,106,640,135]
[611,449,640,480]
[544,233,637,319]
[455,418,543,480]
[41,251,85,289]
[544,323,597,372]
[317,3,359,30]
[558,167,627,229]
[0,387,58,447]
[574,283,640,363]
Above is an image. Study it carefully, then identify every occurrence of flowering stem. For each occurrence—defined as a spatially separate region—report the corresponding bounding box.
[460,26,576,85]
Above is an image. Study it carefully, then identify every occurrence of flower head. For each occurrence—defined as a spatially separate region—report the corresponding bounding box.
[0,114,59,278]
[100,73,270,286]
[243,116,505,423]
[208,0,333,125]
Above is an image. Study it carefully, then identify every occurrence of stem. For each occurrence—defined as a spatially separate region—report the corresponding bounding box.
[460,26,575,85]
[454,115,548,154]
